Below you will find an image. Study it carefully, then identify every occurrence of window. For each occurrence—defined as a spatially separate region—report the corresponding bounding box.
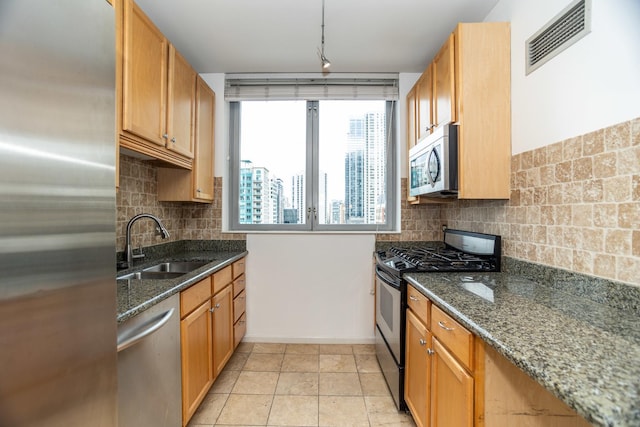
[227,78,397,232]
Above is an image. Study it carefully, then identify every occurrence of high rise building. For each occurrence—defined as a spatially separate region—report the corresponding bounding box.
[291,173,305,224]
[363,111,386,223]
[240,160,282,224]
[344,112,386,225]
[345,117,365,224]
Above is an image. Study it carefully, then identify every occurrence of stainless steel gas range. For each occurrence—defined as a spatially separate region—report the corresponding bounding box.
[374,228,501,411]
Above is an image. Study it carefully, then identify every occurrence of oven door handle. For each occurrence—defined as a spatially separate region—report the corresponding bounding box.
[375,267,401,289]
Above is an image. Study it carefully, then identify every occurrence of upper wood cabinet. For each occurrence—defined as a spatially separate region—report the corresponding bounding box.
[407,86,418,150]
[117,0,194,169]
[158,76,215,202]
[433,34,456,129]
[407,22,511,202]
[455,23,511,199]
[416,64,434,141]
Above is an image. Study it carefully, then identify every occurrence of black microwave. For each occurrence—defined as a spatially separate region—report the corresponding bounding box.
[409,124,458,197]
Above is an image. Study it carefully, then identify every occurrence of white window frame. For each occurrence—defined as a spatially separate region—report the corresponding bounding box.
[227,77,398,233]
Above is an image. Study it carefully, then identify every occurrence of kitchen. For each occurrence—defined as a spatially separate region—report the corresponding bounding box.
[1,0,639,426]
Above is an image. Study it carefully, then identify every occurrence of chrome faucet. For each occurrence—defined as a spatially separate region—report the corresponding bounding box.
[124,213,170,268]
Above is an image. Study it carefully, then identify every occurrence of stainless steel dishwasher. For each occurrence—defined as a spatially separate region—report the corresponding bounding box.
[117,294,181,427]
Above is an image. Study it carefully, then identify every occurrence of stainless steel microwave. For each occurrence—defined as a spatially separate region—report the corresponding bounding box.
[409,124,458,197]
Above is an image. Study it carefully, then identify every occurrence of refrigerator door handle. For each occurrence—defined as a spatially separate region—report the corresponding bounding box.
[116,308,175,352]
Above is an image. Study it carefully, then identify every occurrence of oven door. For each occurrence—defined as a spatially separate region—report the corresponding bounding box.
[375,267,402,362]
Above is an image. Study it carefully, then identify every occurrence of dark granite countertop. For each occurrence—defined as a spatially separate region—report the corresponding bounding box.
[116,241,247,323]
[404,267,640,427]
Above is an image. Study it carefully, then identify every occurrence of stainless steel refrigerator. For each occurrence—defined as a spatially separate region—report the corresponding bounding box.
[0,1,117,426]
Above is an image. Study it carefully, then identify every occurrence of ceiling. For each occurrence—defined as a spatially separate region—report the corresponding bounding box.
[134,0,501,74]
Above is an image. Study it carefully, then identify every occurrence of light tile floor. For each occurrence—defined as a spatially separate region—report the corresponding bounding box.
[187,342,417,427]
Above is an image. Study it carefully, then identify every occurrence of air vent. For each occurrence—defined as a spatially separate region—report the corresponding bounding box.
[526,0,591,75]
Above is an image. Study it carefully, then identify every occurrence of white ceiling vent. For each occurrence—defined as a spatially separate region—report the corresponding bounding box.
[526,0,591,75]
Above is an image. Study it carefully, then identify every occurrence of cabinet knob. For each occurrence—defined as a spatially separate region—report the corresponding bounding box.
[196,188,202,193]
[215,303,221,309]
[171,137,176,143]
[419,339,426,346]
[209,307,215,313]
[162,133,168,139]
[427,348,435,355]
[409,295,419,301]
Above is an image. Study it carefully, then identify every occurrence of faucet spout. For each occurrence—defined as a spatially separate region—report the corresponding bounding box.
[123,213,170,268]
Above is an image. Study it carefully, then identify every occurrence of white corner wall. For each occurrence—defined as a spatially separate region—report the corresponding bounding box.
[486,0,640,154]
[244,234,377,343]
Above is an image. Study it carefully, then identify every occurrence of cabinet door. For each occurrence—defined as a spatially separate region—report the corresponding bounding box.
[193,76,215,200]
[431,337,473,427]
[122,0,167,146]
[416,64,434,141]
[181,299,213,425]
[212,285,234,378]
[433,33,456,128]
[405,310,431,427]
[167,45,196,159]
[407,86,418,150]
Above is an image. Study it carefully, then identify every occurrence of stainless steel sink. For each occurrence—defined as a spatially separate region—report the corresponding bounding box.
[117,261,209,281]
[143,261,209,273]
[118,271,185,280]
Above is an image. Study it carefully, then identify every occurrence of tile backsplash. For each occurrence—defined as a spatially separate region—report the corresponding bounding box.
[385,117,639,287]
[116,155,245,252]
[119,116,638,287]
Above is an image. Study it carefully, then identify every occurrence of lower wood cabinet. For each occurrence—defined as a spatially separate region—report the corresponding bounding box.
[406,284,591,427]
[431,337,474,427]
[212,284,233,378]
[405,284,478,427]
[405,309,431,427]
[180,279,213,426]
[179,256,247,426]
[232,258,247,348]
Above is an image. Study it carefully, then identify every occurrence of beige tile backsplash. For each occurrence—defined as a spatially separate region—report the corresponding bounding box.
[116,155,244,252]
[437,117,639,286]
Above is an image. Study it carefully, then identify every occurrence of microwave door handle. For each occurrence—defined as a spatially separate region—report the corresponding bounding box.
[426,147,436,186]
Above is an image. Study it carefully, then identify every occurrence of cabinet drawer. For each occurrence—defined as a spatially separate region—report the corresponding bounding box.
[407,285,430,327]
[233,275,246,297]
[232,257,245,279]
[212,265,232,295]
[431,304,473,370]
[234,312,246,348]
[180,276,212,318]
[233,290,246,323]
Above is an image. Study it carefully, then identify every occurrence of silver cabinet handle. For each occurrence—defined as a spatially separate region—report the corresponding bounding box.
[427,348,435,355]
[438,321,454,331]
[171,137,176,143]
[162,133,168,139]
[409,295,420,301]
[117,308,174,352]
[215,303,221,309]
[209,307,215,313]
[419,339,426,346]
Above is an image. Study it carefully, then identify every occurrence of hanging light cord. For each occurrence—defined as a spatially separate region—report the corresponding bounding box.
[320,0,330,68]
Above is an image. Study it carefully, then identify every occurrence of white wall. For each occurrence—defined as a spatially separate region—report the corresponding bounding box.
[486,0,640,154]
[244,234,376,343]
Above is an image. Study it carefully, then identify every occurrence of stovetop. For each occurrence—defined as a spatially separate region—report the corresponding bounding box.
[375,229,501,277]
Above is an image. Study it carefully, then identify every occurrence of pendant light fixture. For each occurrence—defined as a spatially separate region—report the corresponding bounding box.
[319,0,331,69]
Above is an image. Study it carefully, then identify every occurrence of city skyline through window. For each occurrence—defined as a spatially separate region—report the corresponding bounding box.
[231,100,393,230]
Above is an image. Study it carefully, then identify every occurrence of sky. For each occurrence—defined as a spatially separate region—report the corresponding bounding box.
[240,100,386,201]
